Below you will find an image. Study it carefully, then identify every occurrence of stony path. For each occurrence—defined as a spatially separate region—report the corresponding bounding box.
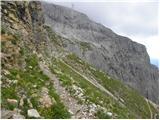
[145,99,153,119]
[60,60,124,107]
[39,62,95,119]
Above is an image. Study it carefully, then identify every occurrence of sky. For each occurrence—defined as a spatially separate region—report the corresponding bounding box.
[44,0,159,67]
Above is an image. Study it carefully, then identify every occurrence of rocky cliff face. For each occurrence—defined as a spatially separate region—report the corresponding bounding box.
[42,2,159,104]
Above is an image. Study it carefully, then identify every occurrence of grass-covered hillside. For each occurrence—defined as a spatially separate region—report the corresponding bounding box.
[1,29,70,119]
[49,53,158,119]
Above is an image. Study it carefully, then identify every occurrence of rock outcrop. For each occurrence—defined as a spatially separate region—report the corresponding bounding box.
[42,2,159,104]
[27,109,41,118]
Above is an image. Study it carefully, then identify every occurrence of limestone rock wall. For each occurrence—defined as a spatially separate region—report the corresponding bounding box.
[42,2,159,104]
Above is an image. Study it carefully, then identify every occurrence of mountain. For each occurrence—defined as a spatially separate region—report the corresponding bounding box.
[1,1,159,119]
[42,2,159,104]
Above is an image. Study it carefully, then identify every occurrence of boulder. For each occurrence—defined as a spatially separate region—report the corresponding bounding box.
[106,112,112,117]
[33,84,37,88]
[41,87,49,94]
[12,80,18,84]
[3,69,10,75]
[12,113,25,119]
[39,95,53,108]
[1,109,14,119]
[27,109,40,118]
[1,108,25,119]
[68,109,74,115]
[7,99,18,105]
[29,66,32,69]
[39,87,55,108]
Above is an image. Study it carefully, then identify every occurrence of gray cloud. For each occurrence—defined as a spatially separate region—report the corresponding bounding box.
[48,1,158,37]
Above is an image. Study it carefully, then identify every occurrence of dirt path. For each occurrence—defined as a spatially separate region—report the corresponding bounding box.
[145,99,153,119]
[39,62,95,119]
[60,60,124,107]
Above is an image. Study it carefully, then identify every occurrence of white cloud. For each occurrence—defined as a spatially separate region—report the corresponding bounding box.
[129,35,159,60]
[52,1,158,36]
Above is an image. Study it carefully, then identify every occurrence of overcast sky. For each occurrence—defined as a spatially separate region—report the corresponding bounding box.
[44,0,159,67]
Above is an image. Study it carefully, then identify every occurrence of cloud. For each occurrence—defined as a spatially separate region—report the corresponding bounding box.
[130,35,159,60]
[48,1,158,36]
[106,2,158,37]
[119,34,159,67]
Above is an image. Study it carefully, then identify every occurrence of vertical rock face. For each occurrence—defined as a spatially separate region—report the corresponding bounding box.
[1,1,44,35]
[42,3,159,104]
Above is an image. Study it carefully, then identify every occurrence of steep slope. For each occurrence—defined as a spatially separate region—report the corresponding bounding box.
[1,1,159,119]
[44,26,159,118]
[1,1,70,119]
[42,2,159,104]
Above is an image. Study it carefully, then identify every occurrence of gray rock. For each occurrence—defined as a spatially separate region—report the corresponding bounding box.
[1,108,25,119]
[68,109,74,115]
[12,114,25,119]
[42,2,159,104]
[7,98,18,105]
[19,95,26,107]
[39,87,54,108]
[106,112,112,117]
[3,69,10,75]
[27,109,40,118]
[27,98,33,108]
[1,109,14,119]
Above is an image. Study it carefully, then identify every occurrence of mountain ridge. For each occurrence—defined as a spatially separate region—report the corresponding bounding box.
[42,2,159,104]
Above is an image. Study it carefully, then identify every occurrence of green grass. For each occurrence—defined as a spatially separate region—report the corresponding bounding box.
[95,110,112,119]
[88,67,156,118]
[2,20,158,119]
[38,84,70,119]
[1,27,70,118]
[1,26,6,34]
[49,58,135,119]
[79,41,92,51]
[1,53,70,118]
[59,74,73,87]
[63,53,158,118]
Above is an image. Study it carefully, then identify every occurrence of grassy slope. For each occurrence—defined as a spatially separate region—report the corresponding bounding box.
[1,29,70,118]
[63,54,158,118]
[49,58,135,119]
[2,24,157,119]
